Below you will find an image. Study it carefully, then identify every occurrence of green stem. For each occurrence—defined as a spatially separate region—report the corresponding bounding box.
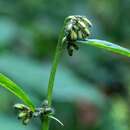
[41,18,67,130]
[47,37,64,106]
[41,117,49,130]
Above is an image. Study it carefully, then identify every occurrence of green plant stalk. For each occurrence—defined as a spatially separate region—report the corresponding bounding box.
[41,116,49,130]
[47,35,64,107]
[41,19,67,130]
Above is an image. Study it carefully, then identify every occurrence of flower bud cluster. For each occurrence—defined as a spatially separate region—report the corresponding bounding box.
[63,15,92,56]
[14,100,54,125]
[14,103,33,125]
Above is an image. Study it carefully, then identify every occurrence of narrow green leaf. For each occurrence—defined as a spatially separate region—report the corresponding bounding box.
[77,39,130,57]
[48,115,64,126]
[0,73,35,111]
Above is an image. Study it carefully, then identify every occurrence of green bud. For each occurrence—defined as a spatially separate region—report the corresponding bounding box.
[66,22,73,31]
[42,100,48,107]
[23,118,30,125]
[18,112,27,119]
[82,17,92,27]
[82,28,90,37]
[77,20,86,29]
[44,107,54,115]
[77,31,83,39]
[73,25,79,31]
[14,103,29,111]
[70,30,77,41]
[33,107,44,117]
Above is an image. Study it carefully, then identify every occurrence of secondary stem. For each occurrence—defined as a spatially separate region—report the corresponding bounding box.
[41,18,67,130]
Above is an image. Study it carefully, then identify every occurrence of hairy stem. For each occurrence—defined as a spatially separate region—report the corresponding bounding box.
[41,18,67,130]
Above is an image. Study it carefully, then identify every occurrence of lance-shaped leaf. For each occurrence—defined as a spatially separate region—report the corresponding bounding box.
[77,39,130,57]
[0,73,35,111]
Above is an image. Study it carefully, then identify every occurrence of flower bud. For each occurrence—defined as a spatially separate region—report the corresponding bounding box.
[18,112,27,119]
[33,108,43,117]
[73,24,79,32]
[82,28,90,37]
[70,30,77,41]
[42,100,48,107]
[82,17,92,27]
[23,118,30,125]
[14,103,29,111]
[44,107,54,115]
[66,22,73,31]
[78,20,86,29]
[77,30,83,39]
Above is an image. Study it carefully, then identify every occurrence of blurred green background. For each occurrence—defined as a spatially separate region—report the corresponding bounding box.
[0,0,130,130]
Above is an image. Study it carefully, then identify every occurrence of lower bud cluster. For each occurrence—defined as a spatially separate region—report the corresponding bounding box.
[14,100,54,125]
[63,15,92,56]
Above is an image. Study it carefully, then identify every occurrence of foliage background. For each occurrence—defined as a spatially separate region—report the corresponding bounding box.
[0,0,130,130]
